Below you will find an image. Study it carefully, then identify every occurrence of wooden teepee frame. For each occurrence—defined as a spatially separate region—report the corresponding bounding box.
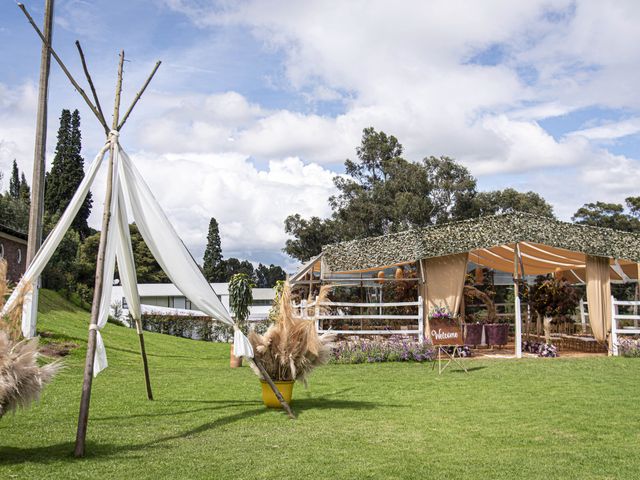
[18,2,295,459]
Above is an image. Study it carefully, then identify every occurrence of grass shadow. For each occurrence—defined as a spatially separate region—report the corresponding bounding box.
[291,397,389,416]
[449,366,487,373]
[0,408,268,465]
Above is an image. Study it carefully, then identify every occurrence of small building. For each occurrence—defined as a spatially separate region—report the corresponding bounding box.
[0,224,28,284]
[110,282,276,321]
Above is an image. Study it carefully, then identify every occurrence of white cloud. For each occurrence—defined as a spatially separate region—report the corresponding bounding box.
[6,0,640,268]
[110,151,337,265]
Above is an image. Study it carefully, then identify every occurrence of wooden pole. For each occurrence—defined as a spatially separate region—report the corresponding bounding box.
[17,3,109,134]
[513,243,522,358]
[24,0,54,336]
[118,61,162,130]
[74,51,125,458]
[75,41,107,128]
[251,358,296,419]
[137,323,153,400]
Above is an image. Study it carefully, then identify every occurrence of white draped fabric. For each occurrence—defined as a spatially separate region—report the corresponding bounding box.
[3,135,253,377]
[1,142,111,337]
[117,146,254,359]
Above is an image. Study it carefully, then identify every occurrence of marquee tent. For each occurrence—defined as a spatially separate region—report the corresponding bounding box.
[296,212,640,356]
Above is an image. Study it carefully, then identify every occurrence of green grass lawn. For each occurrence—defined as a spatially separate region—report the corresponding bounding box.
[1,290,639,479]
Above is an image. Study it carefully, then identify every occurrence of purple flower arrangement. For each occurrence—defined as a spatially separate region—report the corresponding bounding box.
[331,336,436,364]
[618,337,640,357]
[429,305,455,321]
[523,340,558,357]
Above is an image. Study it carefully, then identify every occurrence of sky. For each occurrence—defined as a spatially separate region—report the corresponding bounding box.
[1,0,640,272]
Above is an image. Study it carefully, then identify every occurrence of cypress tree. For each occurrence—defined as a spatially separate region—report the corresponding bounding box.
[70,109,92,237]
[203,217,224,282]
[19,172,30,206]
[44,109,71,216]
[9,160,20,199]
[44,109,92,238]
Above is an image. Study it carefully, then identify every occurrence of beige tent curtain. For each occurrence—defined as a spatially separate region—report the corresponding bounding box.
[420,252,469,333]
[586,255,612,348]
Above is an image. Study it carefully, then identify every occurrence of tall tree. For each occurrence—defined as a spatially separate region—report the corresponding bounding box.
[44,109,92,238]
[471,188,555,218]
[129,224,169,283]
[9,160,20,199]
[284,127,479,262]
[203,217,224,282]
[19,172,30,207]
[423,155,477,223]
[220,258,255,282]
[572,199,640,232]
[284,215,336,262]
[255,263,286,288]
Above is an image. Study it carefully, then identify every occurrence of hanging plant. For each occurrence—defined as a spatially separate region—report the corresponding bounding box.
[229,273,254,335]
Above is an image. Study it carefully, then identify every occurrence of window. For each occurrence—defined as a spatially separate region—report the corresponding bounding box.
[17,248,22,264]
[252,299,274,306]
[122,297,128,309]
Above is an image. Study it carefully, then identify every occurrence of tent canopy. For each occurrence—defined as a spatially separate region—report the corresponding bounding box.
[320,212,640,279]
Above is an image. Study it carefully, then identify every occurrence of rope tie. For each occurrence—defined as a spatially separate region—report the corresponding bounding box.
[108,129,120,146]
[89,324,99,331]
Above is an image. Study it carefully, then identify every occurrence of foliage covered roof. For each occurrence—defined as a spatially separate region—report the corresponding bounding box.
[322,212,640,272]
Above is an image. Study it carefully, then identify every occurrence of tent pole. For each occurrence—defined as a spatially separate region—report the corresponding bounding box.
[18,3,109,135]
[513,243,522,358]
[136,320,153,400]
[74,51,125,458]
[25,0,54,338]
[251,358,296,419]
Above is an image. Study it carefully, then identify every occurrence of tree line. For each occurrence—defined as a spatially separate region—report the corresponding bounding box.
[202,217,285,288]
[283,127,640,262]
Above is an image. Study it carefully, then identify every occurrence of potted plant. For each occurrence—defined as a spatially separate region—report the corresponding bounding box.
[248,282,335,408]
[228,273,253,368]
[464,314,484,346]
[463,284,497,347]
[530,276,579,343]
[484,319,509,347]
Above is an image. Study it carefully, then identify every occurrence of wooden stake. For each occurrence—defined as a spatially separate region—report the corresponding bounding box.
[136,320,153,400]
[118,61,162,130]
[74,51,125,458]
[75,41,107,128]
[251,358,296,419]
[17,3,109,134]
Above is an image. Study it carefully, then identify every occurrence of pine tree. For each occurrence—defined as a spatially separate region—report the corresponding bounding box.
[44,109,92,238]
[19,172,30,206]
[9,160,20,199]
[203,217,224,282]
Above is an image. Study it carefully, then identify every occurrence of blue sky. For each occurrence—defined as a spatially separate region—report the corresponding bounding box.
[1,1,640,270]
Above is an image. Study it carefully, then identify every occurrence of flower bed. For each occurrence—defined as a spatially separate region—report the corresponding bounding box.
[331,336,435,364]
[618,337,640,357]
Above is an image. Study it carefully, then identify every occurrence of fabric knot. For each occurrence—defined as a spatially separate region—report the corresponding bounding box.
[108,130,120,146]
[89,324,99,331]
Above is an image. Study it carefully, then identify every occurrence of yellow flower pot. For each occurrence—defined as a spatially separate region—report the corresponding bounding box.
[260,380,294,408]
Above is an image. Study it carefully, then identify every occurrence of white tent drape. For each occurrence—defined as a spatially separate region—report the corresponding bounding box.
[1,142,111,337]
[3,135,253,377]
[117,146,254,358]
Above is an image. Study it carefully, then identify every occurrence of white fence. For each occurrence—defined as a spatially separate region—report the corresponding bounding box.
[611,297,640,356]
[295,296,424,343]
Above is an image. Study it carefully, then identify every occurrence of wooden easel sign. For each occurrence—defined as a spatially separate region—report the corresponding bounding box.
[429,317,463,346]
[428,318,468,374]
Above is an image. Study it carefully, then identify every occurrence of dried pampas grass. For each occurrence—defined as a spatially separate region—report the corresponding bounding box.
[249,282,336,385]
[0,259,62,419]
[0,332,62,419]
